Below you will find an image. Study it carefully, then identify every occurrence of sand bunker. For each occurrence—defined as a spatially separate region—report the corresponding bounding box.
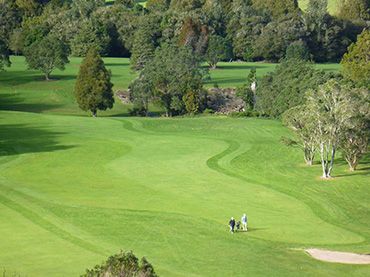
[306,249,370,264]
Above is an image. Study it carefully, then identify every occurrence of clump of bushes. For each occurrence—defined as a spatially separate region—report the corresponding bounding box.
[82,250,157,277]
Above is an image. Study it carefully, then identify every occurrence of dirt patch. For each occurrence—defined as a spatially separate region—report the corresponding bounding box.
[306,249,370,264]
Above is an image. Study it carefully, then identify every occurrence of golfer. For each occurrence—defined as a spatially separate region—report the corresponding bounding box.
[229,217,236,233]
[241,214,248,231]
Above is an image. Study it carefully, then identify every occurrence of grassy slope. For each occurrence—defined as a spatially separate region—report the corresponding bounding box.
[0,58,368,276]
[299,0,339,14]
[0,112,369,276]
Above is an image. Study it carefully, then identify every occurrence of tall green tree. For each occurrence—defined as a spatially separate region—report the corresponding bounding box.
[254,15,307,62]
[75,48,114,117]
[0,0,22,70]
[24,34,69,80]
[70,19,111,57]
[132,43,205,116]
[341,29,370,89]
[205,35,232,69]
[130,15,162,70]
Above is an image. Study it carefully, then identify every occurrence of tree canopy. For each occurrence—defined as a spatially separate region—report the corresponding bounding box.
[341,29,370,89]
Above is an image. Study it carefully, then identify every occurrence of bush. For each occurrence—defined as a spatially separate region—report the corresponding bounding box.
[82,250,157,277]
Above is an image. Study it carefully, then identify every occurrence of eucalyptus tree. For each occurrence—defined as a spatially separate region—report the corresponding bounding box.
[283,105,317,166]
[305,80,365,178]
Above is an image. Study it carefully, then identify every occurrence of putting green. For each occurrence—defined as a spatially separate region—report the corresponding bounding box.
[0,111,369,276]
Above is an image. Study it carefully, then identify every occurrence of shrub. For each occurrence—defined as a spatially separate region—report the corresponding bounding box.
[82,250,157,277]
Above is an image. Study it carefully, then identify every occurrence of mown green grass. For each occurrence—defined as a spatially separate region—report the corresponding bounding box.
[0,111,369,276]
[0,56,340,116]
[0,57,368,276]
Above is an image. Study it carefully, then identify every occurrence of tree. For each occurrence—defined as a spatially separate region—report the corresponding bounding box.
[256,59,332,117]
[24,34,69,80]
[178,17,209,57]
[305,80,364,178]
[285,40,310,61]
[9,28,24,56]
[339,88,369,171]
[254,14,307,62]
[130,15,161,71]
[252,0,299,19]
[82,250,157,277]
[340,120,369,171]
[133,43,205,117]
[0,0,22,70]
[338,0,369,24]
[0,39,10,71]
[227,0,268,61]
[205,35,232,69]
[146,0,171,12]
[75,48,114,117]
[183,91,200,115]
[129,75,153,116]
[70,19,111,57]
[341,29,370,89]
[71,0,105,18]
[283,105,317,165]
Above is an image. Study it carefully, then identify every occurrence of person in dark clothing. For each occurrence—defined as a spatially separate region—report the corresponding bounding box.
[229,217,236,233]
[236,221,241,231]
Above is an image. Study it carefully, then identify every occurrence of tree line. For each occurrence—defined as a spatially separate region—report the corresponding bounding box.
[0,0,369,72]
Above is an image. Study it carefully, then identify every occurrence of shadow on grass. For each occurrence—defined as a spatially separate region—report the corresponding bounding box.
[234,227,268,233]
[334,153,370,178]
[105,63,130,67]
[206,78,247,86]
[0,124,74,156]
[210,64,275,70]
[0,71,76,86]
[0,93,62,113]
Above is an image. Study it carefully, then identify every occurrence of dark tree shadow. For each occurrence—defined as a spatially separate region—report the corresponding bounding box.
[0,124,75,156]
[0,71,76,86]
[208,64,275,70]
[0,93,62,113]
[105,63,130,67]
[205,78,247,86]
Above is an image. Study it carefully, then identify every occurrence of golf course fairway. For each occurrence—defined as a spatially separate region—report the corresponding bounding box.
[0,111,369,276]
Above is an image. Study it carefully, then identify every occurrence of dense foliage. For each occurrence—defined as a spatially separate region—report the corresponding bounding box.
[130,43,206,116]
[0,0,366,64]
[256,59,334,117]
[341,29,370,89]
[82,250,157,277]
